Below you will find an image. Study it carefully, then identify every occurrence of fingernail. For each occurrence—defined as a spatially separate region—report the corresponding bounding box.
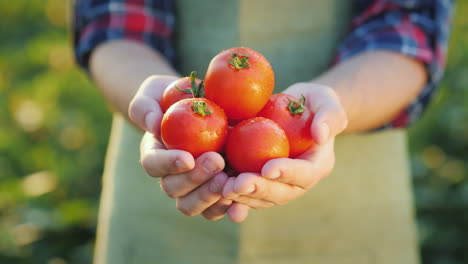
[175,159,186,170]
[145,112,156,132]
[244,184,255,194]
[203,159,218,174]
[319,123,330,144]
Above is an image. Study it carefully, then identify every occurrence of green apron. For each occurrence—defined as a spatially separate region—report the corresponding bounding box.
[94,1,420,263]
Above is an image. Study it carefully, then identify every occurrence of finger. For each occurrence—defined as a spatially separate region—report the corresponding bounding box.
[202,198,233,221]
[261,158,320,188]
[160,152,225,198]
[222,177,238,199]
[224,173,304,205]
[140,132,195,178]
[222,177,273,209]
[283,83,347,144]
[230,195,275,210]
[227,203,250,223]
[262,139,335,187]
[128,75,178,132]
[307,90,348,144]
[175,172,229,216]
[129,96,164,133]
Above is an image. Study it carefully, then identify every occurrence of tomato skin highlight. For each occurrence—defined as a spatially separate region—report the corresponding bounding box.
[204,47,274,121]
[160,76,202,113]
[226,117,289,173]
[160,98,228,158]
[257,93,315,158]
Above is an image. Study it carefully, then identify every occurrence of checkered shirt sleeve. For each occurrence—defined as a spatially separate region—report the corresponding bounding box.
[336,0,454,128]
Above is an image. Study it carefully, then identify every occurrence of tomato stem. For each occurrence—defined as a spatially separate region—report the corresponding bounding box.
[175,71,205,98]
[228,53,250,69]
[287,95,306,115]
[192,101,212,116]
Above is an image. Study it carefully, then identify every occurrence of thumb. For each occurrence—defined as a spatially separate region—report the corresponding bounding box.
[283,82,348,145]
[129,94,163,134]
[308,88,348,145]
[128,75,179,133]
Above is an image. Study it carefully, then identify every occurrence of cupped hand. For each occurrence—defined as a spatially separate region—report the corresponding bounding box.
[223,82,348,222]
[128,75,232,220]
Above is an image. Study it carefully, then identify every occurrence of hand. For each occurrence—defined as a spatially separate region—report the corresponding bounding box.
[223,82,348,222]
[128,75,232,220]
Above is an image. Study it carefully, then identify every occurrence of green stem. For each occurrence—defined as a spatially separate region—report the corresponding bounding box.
[288,95,306,115]
[228,53,250,69]
[192,101,212,116]
[176,71,205,98]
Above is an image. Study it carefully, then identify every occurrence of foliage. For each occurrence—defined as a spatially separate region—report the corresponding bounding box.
[0,1,110,263]
[408,2,468,263]
[0,1,466,263]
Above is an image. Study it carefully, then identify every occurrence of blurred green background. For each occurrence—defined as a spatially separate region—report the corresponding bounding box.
[0,1,466,263]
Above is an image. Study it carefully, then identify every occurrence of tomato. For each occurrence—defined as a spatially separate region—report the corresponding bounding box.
[204,47,274,121]
[257,93,315,158]
[161,98,228,158]
[226,117,289,173]
[218,126,233,154]
[160,72,204,113]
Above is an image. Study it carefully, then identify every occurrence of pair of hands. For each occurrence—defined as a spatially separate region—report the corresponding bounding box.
[128,75,348,222]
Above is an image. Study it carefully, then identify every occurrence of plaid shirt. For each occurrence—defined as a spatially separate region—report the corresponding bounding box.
[74,0,453,128]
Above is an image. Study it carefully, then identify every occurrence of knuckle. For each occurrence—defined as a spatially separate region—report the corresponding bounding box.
[141,155,158,177]
[140,75,160,88]
[233,196,249,205]
[202,212,223,221]
[274,197,289,206]
[210,202,230,215]
[159,179,178,198]
[140,154,168,178]
[176,202,197,216]
[128,97,139,113]
[324,86,339,99]
[203,214,216,221]
[210,207,226,216]
[145,75,160,83]
[198,190,215,204]
[128,102,137,121]
[167,192,178,199]
[188,171,206,185]
[328,106,348,132]
[128,97,146,118]
[252,186,268,200]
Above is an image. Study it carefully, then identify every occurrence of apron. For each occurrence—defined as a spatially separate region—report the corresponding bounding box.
[94,1,420,263]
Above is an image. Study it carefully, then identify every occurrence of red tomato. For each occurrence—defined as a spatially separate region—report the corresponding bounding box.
[160,72,203,113]
[218,126,233,154]
[257,93,315,158]
[226,117,289,173]
[161,98,228,158]
[204,47,274,120]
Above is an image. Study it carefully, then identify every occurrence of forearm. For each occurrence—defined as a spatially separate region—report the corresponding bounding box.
[89,40,178,118]
[314,51,427,133]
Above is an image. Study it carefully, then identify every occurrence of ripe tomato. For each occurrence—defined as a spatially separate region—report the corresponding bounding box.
[161,98,228,158]
[257,93,315,158]
[226,117,289,173]
[204,47,274,121]
[160,72,203,113]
